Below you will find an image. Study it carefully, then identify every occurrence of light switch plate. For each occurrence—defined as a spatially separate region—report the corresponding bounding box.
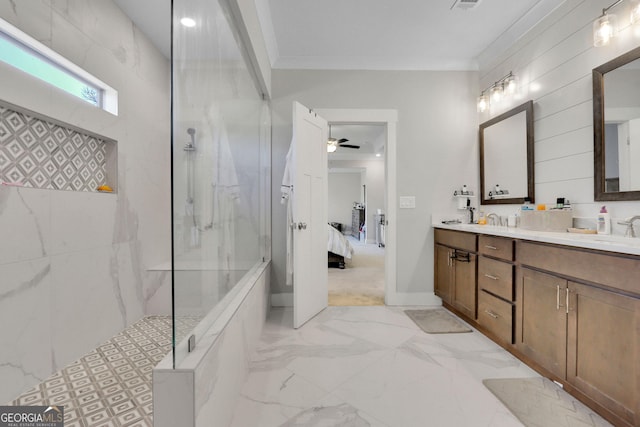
[399,196,416,209]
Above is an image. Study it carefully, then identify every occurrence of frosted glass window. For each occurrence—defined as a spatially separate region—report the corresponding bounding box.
[0,18,118,115]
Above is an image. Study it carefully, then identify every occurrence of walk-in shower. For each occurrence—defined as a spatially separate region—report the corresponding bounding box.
[171,0,270,367]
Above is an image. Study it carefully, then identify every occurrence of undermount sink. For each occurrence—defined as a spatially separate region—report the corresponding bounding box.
[571,233,640,247]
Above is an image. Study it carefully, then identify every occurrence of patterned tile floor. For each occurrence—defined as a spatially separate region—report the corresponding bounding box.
[9,316,199,427]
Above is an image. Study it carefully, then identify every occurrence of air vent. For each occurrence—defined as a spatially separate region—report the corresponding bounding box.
[451,0,480,10]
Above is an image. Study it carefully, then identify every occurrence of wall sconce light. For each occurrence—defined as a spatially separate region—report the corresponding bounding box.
[593,0,626,47]
[476,72,517,113]
[477,92,488,113]
[631,0,640,24]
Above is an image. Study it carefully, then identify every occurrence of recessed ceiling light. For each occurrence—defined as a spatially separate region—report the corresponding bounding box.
[376,153,381,157]
[180,17,196,27]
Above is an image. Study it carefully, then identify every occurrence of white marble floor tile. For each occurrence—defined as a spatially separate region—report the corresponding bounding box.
[229,368,330,427]
[231,307,531,427]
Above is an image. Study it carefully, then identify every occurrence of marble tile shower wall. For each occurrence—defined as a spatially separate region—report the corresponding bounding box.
[0,103,110,192]
[0,0,172,404]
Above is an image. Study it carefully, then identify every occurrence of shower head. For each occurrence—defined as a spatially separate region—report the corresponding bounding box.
[184,128,196,151]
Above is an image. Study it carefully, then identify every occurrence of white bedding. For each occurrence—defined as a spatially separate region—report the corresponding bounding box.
[328,224,354,259]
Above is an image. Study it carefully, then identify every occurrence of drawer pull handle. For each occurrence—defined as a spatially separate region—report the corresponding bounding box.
[484,245,498,250]
[484,309,499,319]
[484,274,499,280]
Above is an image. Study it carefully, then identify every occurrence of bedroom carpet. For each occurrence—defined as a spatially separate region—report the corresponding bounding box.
[328,237,385,306]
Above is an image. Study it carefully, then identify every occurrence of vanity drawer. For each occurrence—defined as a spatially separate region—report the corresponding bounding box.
[478,290,513,344]
[435,229,476,252]
[478,257,513,300]
[479,235,514,261]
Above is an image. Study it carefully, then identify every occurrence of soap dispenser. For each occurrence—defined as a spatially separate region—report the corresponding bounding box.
[597,206,611,235]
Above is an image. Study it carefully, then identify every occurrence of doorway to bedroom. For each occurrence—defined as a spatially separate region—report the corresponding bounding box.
[327,123,386,306]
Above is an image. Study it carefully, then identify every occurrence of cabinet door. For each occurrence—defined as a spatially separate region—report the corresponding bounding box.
[435,245,452,304]
[567,282,639,426]
[453,252,476,319]
[516,268,567,379]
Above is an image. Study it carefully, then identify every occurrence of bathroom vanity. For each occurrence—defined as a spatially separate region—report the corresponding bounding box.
[433,224,640,427]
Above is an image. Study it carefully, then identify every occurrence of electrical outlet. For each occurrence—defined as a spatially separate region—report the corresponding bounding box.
[399,196,416,209]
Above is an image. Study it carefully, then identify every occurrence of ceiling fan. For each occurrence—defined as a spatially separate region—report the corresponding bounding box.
[327,126,360,152]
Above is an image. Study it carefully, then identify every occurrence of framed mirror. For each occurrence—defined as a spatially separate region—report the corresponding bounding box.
[593,46,640,201]
[479,100,534,205]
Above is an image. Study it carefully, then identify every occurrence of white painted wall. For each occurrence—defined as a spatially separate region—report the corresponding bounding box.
[0,1,171,402]
[330,158,386,238]
[271,70,479,298]
[477,0,640,226]
[328,172,361,233]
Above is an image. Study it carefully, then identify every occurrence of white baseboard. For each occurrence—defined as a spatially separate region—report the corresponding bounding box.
[271,293,293,307]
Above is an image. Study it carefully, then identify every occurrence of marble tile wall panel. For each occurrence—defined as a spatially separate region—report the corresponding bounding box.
[153,264,270,427]
[0,103,111,192]
[194,267,269,427]
[0,0,172,403]
[49,246,128,367]
[0,258,52,404]
[0,186,50,264]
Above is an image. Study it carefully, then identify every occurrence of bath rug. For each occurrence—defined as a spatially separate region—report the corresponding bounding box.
[404,308,472,334]
[483,377,611,427]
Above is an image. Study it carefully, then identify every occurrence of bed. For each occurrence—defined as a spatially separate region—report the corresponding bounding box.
[328,224,354,269]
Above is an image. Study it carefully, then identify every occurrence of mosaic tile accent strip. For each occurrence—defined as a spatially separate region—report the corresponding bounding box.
[8,316,200,427]
[0,103,110,192]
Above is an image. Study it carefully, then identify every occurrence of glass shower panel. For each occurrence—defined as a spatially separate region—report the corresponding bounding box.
[172,0,267,367]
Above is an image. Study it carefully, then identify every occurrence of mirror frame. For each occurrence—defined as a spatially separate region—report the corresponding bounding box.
[593,45,640,201]
[479,100,535,205]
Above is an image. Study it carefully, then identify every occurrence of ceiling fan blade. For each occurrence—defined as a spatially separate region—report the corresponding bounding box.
[337,138,349,144]
[339,144,360,149]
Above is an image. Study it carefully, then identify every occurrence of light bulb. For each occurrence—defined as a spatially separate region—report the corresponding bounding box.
[593,13,617,47]
[180,17,196,28]
[327,140,337,153]
[490,84,503,104]
[631,0,640,25]
[477,94,488,113]
[505,75,518,96]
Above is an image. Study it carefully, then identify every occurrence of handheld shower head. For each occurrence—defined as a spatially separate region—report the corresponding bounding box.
[184,128,197,151]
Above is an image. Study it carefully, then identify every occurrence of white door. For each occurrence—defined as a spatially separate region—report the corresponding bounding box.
[292,101,328,328]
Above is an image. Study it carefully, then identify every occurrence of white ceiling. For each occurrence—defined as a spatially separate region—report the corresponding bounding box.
[328,124,386,159]
[114,0,565,71]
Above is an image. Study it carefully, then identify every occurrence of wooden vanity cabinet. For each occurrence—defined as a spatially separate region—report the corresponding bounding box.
[434,229,640,426]
[434,229,477,319]
[516,267,568,379]
[517,241,640,427]
[477,235,515,345]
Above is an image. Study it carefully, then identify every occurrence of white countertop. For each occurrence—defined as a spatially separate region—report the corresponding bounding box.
[433,221,640,256]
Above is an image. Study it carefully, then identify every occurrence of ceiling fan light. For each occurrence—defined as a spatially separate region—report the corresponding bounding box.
[327,140,337,153]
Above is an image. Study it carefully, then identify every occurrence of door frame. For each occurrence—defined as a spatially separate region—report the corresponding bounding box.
[316,108,398,305]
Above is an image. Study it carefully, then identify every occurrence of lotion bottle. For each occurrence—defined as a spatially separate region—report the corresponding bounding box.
[597,206,611,235]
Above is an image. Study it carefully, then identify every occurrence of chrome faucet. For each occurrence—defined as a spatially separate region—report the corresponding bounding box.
[618,215,640,238]
[486,213,500,226]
